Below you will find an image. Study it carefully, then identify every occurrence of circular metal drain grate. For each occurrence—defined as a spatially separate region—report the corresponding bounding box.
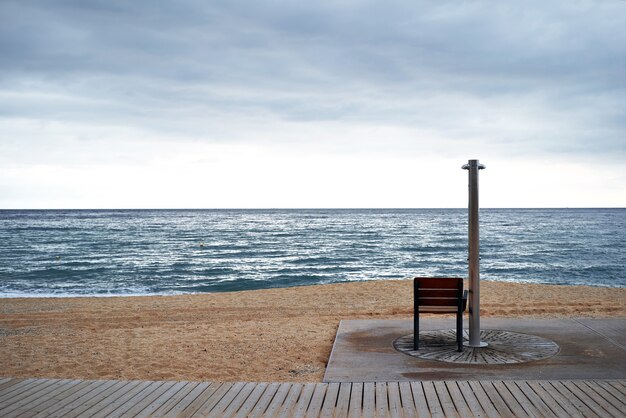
[394,329,560,364]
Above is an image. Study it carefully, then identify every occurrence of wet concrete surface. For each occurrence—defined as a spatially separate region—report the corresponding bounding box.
[323,317,626,382]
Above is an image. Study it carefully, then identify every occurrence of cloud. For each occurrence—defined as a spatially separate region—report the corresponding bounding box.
[0,0,624,207]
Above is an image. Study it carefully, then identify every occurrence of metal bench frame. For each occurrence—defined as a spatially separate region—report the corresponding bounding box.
[414,277,468,352]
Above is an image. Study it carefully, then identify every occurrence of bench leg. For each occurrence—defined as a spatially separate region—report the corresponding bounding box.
[457,309,463,352]
[414,310,419,351]
[414,280,419,350]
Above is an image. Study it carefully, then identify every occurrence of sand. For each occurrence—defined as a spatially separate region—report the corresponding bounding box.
[1,280,625,382]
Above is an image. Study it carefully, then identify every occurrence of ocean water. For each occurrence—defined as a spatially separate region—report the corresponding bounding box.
[0,209,624,297]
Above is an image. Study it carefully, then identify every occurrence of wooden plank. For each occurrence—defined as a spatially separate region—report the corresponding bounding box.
[206,382,247,418]
[417,289,458,298]
[607,380,626,396]
[189,382,235,417]
[510,381,556,418]
[490,381,529,418]
[418,297,461,306]
[398,382,416,418]
[414,278,462,288]
[0,378,65,415]
[0,379,75,417]
[422,381,445,418]
[0,378,23,393]
[17,380,83,418]
[35,380,116,418]
[562,380,613,418]
[409,382,431,417]
[541,381,599,418]
[375,382,389,418]
[524,381,571,418]
[260,382,292,418]
[305,383,327,418]
[165,382,212,418]
[220,382,258,418]
[92,381,164,418]
[146,382,201,417]
[130,381,188,418]
[571,380,624,418]
[347,382,363,418]
[458,381,495,418]
[115,381,178,418]
[5,378,52,399]
[33,380,112,417]
[248,382,281,418]
[54,381,134,418]
[593,381,626,409]
[21,380,97,418]
[433,381,459,418]
[538,380,592,418]
[0,378,49,404]
[387,381,402,418]
[233,382,268,418]
[63,380,137,417]
[418,306,458,313]
[580,380,626,412]
[476,381,515,417]
[445,381,475,418]
[333,382,351,418]
[275,383,303,418]
[319,382,340,418]
[6,378,626,418]
[292,383,316,418]
[177,382,222,418]
[361,382,375,418]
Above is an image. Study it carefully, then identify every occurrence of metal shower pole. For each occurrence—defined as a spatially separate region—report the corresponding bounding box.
[462,159,488,348]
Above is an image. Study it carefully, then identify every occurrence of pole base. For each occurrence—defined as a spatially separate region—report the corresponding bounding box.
[465,341,489,348]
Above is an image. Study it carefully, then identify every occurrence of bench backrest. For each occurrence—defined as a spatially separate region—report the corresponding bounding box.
[414,277,464,308]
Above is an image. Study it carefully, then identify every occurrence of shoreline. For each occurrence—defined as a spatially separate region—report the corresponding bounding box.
[1,280,625,382]
[2,278,625,300]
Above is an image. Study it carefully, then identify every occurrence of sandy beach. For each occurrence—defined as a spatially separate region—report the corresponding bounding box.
[1,280,625,383]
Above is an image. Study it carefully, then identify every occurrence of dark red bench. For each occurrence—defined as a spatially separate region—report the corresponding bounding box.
[414,277,468,352]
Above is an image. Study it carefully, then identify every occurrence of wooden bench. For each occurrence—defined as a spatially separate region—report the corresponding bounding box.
[414,277,468,352]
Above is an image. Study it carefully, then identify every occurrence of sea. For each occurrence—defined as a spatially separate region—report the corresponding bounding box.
[0,208,624,298]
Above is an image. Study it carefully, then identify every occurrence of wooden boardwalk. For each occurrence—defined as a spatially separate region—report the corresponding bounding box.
[0,377,624,417]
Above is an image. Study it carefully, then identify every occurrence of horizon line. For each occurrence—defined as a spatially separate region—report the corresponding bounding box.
[1,207,624,211]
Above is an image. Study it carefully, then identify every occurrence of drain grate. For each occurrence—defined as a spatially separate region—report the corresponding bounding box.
[394,329,560,364]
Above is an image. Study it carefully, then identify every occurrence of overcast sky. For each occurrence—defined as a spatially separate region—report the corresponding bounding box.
[1,0,624,208]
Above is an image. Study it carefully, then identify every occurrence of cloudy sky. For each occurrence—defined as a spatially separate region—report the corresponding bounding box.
[1,0,624,208]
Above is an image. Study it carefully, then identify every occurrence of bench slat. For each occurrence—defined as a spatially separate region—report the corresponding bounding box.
[418,307,459,313]
[416,289,459,297]
[417,298,462,306]
[414,278,461,289]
